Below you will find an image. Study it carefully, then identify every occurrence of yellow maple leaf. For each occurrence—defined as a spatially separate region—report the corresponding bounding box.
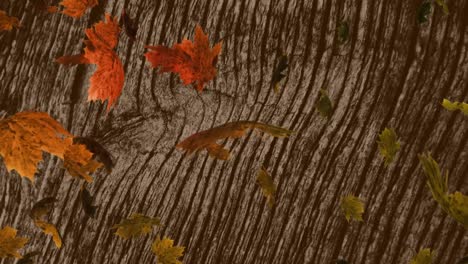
[152,236,184,264]
[0,10,20,31]
[112,213,161,239]
[410,248,434,264]
[256,168,276,208]
[340,194,365,222]
[0,226,29,258]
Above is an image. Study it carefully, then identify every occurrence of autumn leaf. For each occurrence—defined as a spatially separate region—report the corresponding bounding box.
[80,183,97,218]
[176,121,294,160]
[63,140,102,182]
[73,137,113,173]
[337,21,349,43]
[17,251,40,264]
[271,54,288,93]
[34,220,62,248]
[418,153,468,228]
[410,248,434,264]
[340,194,364,222]
[256,168,276,208]
[316,89,333,118]
[59,0,98,18]
[377,128,400,166]
[0,10,20,31]
[30,197,56,220]
[418,2,432,24]
[56,14,124,111]
[435,0,449,15]
[113,213,161,239]
[152,236,184,264]
[120,9,137,41]
[442,99,468,115]
[145,25,222,92]
[0,226,29,258]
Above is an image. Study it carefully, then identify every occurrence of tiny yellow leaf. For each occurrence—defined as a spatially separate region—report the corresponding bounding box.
[0,226,29,258]
[316,89,333,118]
[410,248,434,264]
[377,128,400,166]
[442,99,468,115]
[340,195,364,222]
[152,236,184,264]
[113,213,161,239]
[256,168,276,208]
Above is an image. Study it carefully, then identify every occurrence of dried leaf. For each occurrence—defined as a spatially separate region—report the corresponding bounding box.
[377,128,400,166]
[410,248,434,264]
[73,137,113,173]
[30,197,56,220]
[418,2,432,24]
[34,220,62,248]
[176,121,294,160]
[418,153,468,228]
[63,141,102,182]
[17,251,40,264]
[0,112,102,182]
[256,168,276,208]
[59,0,98,18]
[435,0,449,15]
[120,9,137,41]
[316,89,333,118]
[337,21,349,43]
[341,195,364,222]
[0,226,29,258]
[152,236,184,264]
[442,99,468,115]
[271,54,288,93]
[0,10,20,31]
[56,14,124,111]
[80,184,97,218]
[145,25,222,92]
[113,213,161,239]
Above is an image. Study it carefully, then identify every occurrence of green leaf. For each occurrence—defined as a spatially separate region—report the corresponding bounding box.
[442,99,468,115]
[417,2,432,24]
[337,21,349,43]
[152,236,184,264]
[316,89,333,118]
[435,0,449,15]
[377,128,400,166]
[340,195,364,222]
[410,248,434,264]
[418,153,468,228]
[113,213,161,239]
[256,168,276,208]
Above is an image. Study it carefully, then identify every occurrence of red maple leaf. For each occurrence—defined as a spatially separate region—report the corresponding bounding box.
[56,14,124,111]
[144,25,222,92]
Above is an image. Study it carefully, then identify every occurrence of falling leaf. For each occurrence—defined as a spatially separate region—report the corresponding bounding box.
[80,183,97,218]
[176,121,294,160]
[377,128,400,166]
[410,248,434,264]
[442,99,468,115]
[63,141,102,182]
[113,213,161,239]
[59,0,98,18]
[152,236,184,264]
[337,21,349,43]
[435,0,449,15]
[17,251,40,264]
[316,89,333,118]
[256,168,276,208]
[30,197,56,220]
[73,137,113,173]
[120,8,137,41]
[34,220,62,248]
[271,54,288,93]
[340,195,364,222]
[56,14,124,111]
[145,25,222,92]
[0,10,20,31]
[0,111,102,182]
[418,153,468,228]
[418,2,432,24]
[0,226,29,258]
[456,256,468,264]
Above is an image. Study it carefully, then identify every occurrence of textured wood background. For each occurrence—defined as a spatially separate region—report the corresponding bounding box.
[1,0,468,263]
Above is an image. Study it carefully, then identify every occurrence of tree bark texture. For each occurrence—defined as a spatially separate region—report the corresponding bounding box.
[0,0,468,263]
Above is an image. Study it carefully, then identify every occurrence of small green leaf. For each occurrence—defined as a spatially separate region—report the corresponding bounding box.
[316,89,333,118]
[113,213,161,239]
[340,195,364,222]
[337,21,349,43]
[410,248,434,264]
[377,128,400,166]
[152,236,184,264]
[435,0,449,15]
[256,168,276,208]
[417,2,432,24]
[442,99,468,115]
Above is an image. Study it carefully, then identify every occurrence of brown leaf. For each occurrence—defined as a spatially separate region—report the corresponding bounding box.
[0,226,29,258]
[59,0,98,18]
[0,10,20,31]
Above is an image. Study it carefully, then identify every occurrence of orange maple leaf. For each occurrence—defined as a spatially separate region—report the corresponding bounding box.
[0,10,20,31]
[56,14,124,111]
[59,0,98,18]
[176,121,293,160]
[0,111,102,182]
[145,25,222,92]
